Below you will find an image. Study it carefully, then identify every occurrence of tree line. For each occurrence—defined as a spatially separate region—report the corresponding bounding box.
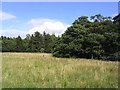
[1,14,120,61]
[1,31,57,53]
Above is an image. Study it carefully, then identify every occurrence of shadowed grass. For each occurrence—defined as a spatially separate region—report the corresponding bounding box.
[2,52,118,88]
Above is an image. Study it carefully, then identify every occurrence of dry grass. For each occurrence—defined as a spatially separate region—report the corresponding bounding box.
[2,52,118,88]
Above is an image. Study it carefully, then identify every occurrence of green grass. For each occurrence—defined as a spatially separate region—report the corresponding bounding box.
[2,53,118,88]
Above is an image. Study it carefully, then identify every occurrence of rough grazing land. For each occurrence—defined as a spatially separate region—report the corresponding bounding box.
[2,53,118,88]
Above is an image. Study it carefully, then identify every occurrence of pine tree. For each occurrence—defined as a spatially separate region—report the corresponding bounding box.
[16,36,23,52]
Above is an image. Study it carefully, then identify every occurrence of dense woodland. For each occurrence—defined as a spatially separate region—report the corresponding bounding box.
[1,31,57,53]
[1,14,120,61]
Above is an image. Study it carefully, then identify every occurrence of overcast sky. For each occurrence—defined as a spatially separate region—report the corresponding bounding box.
[1,2,118,38]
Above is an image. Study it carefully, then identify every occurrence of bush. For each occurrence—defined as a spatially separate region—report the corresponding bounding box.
[40,48,45,53]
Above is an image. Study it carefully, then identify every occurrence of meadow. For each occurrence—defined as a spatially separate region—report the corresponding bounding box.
[2,53,118,88]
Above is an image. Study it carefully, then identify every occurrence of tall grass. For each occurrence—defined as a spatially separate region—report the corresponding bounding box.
[2,53,118,88]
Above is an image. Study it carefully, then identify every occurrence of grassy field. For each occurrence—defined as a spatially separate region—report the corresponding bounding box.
[2,53,118,88]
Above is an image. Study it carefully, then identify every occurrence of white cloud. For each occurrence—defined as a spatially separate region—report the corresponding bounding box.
[112,13,118,17]
[0,11,16,21]
[0,19,70,38]
[1,30,27,38]
[27,19,71,36]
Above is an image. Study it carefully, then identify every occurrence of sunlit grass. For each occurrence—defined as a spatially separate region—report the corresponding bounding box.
[2,52,118,88]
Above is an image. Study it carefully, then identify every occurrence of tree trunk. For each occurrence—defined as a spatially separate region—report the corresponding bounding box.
[91,54,93,59]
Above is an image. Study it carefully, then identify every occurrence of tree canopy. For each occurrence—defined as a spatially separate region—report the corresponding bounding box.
[52,14,120,61]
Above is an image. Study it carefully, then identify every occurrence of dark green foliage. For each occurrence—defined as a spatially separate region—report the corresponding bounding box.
[53,24,86,58]
[28,32,43,52]
[40,48,45,53]
[23,34,30,52]
[53,14,119,61]
[16,36,24,52]
[27,31,54,53]
[1,31,57,53]
[43,31,52,53]
[1,37,16,52]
